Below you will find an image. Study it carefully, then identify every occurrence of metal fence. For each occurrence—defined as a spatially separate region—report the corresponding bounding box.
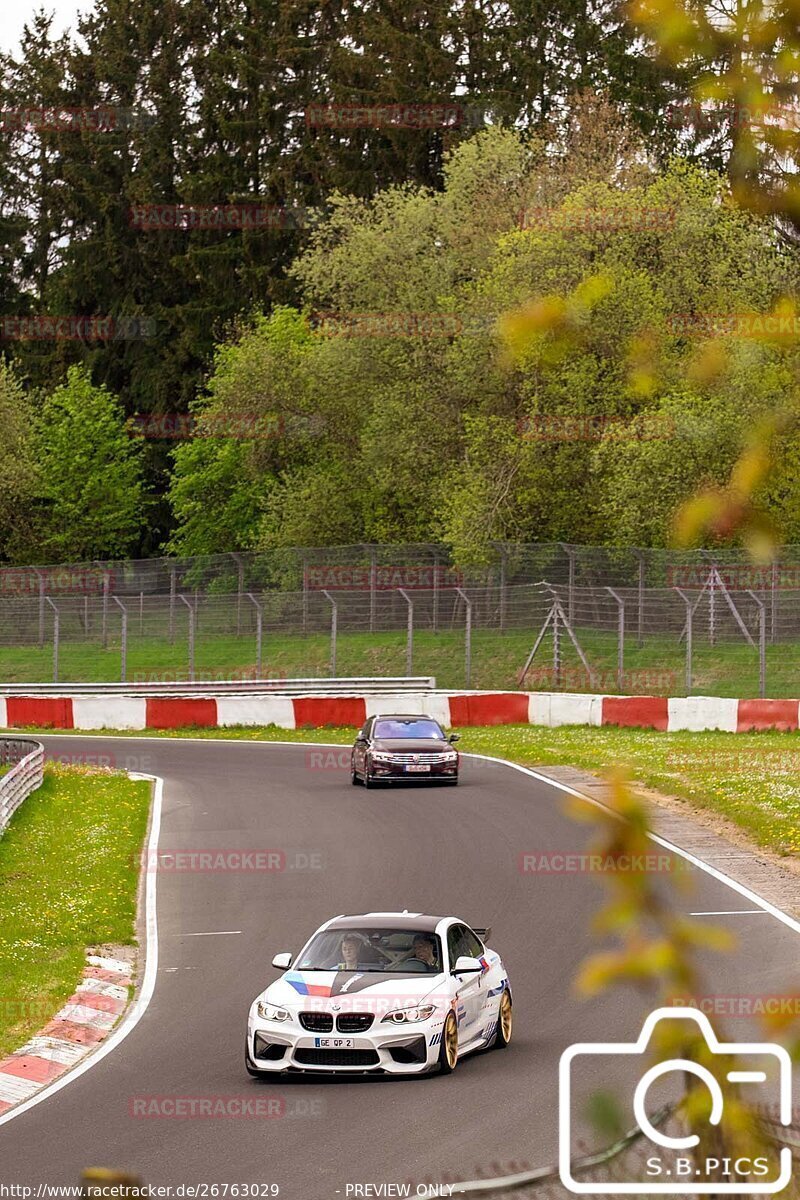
[0,542,798,695]
[0,577,796,696]
[0,738,45,835]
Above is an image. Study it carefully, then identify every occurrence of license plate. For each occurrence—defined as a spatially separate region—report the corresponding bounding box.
[405,764,431,773]
[314,1037,355,1048]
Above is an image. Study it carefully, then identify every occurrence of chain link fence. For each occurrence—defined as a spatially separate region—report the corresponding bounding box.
[0,544,798,693]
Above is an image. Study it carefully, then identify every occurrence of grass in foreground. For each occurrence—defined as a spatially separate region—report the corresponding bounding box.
[0,764,151,1058]
[21,723,800,859]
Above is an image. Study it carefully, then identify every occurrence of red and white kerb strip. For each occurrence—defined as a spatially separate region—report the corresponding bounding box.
[0,692,797,733]
[0,954,132,1116]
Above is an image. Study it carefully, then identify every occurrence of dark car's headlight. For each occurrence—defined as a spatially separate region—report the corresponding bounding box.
[371,751,396,763]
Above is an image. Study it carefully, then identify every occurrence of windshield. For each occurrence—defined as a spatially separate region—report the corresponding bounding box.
[297,927,443,973]
[373,718,445,740]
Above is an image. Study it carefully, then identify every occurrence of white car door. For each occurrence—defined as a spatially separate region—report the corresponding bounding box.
[446,924,484,1043]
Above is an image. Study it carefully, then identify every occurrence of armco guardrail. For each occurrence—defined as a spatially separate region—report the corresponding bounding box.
[0,676,435,697]
[0,738,44,835]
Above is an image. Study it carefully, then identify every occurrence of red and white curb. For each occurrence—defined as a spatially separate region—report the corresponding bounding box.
[0,954,132,1116]
[0,691,799,732]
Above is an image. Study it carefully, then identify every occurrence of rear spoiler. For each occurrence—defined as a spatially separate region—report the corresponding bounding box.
[472,926,491,943]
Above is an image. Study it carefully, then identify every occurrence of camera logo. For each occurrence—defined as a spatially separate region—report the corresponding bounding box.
[559,1007,792,1194]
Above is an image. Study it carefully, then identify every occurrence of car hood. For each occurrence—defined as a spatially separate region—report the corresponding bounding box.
[260,970,447,1012]
[371,738,451,752]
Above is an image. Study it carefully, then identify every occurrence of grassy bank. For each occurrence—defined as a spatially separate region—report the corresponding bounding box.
[20,723,800,859]
[0,764,151,1058]
[0,626,794,696]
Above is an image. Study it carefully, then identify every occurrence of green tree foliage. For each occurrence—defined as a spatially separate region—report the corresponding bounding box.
[0,360,38,561]
[167,128,800,560]
[29,366,145,562]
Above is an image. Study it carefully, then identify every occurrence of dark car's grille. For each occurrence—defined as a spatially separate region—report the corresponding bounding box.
[384,752,453,764]
[336,1014,374,1033]
[299,1012,333,1032]
[295,1048,380,1067]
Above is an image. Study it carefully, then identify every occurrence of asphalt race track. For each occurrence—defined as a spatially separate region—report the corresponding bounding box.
[1,736,798,1196]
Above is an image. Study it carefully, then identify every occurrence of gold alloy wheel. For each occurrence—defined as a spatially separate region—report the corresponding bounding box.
[444,1013,458,1069]
[499,990,513,1043]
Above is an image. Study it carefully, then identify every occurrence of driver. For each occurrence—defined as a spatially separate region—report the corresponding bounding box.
[337,933,363,971]
[411,933,438,969]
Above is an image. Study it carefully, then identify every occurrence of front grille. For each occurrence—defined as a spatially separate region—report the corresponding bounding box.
[295,1047,380,1067]
[337,1014,374,1033]
[299,1012,333,1032]
[385,752,453,764]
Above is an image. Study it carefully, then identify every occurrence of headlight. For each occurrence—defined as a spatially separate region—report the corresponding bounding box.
[371,751,396,763]
[381,1004,437,1024]
[257,1000,291,1021]
[443,751,458,761]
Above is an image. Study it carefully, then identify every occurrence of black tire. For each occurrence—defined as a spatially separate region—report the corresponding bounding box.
[350,757,360,785]
[438,1012,459,1074]
[245,1042,261,1077]
[363,758,376,789]
[494,989,513,1049]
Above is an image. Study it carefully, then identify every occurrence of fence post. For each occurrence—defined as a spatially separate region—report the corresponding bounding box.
[498,543,508,633]
[322,590,338,677]
[36,571,45,648]
[112,596,128,682]
[232,553,245,636]
[46,598,59,683]
[560,543,576,625]
[247,593,263,676]
[102,572,110,649]
[607,587,625,692]
[552,599,561,688]
[635,551,645,648]
[169,565,177,642]
[369,545,377,634]
[180,595,195,681]
[139,592,144,636]
[302,551,308,637]
[675,588,693,694]
[770,560,777,644]
[432,550,440,634]
[747,590,767,699]
[456,588,472,688]
[398,588,414,675]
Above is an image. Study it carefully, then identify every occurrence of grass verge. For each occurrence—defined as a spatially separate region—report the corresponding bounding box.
[0,764,152,1059]
[18,723,800,859]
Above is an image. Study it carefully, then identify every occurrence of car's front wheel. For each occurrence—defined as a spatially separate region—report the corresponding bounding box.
[350,757,360,785]
[494,989,513,1049]
[438,1012,459,1074]
[363,758,376,789]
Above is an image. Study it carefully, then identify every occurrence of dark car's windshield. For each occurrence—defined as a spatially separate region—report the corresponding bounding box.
[373,718,445,740]
[297,926,443,973]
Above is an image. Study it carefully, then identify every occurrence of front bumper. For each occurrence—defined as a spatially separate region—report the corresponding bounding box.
[368,759,458,781]
[247,1017,444,1074]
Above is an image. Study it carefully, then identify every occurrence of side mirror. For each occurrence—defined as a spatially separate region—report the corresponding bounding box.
[271,952,293,970]
[448,733,460,743]
[452,954,482,976]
